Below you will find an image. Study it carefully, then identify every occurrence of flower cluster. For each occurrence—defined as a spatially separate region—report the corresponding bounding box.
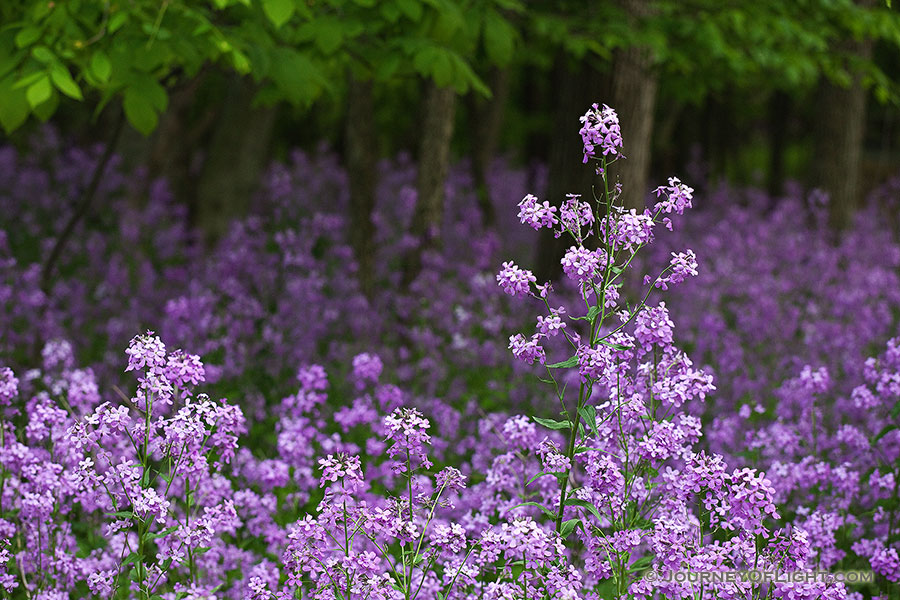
[496,260,536,298]
[653,176,694,215]
[579,102,623,161]
[517,193,558,230]
[561,246,603,284]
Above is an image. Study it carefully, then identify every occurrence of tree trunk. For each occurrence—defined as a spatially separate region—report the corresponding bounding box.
[810,0,873,231]
[194,76,278,243]
[467,68,510,228]
[609,0,658,210]
[811,72,870,231]
[145,73,215,204]
[403,81,457,284]
[533,56,602,282]
[344,76,379,297]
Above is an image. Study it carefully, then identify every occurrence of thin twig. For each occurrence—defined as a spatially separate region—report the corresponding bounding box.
[40,109,126,291]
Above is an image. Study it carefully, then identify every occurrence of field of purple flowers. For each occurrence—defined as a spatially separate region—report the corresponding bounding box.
[1,106,899,600]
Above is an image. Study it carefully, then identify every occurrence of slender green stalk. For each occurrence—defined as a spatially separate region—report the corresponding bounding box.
[555,383,585,533]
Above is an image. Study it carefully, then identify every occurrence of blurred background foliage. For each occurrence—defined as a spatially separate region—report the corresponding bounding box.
[1,0,899,287]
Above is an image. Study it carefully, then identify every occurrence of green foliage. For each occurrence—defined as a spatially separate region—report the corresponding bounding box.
[0,0,255,133]
[547,355,578,369]
[523,1,622,65]
[532,415,570,430]
[2,0,896,164]
[651,0,900,103]
[0,0,524,134]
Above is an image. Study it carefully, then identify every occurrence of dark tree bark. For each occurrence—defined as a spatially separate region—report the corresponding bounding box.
[810,0,874,231]
[145,73,216,204]
[609,0,658,210]
[533,57,602,282]
[812,78,868,231]
[344,76,379,297]
[403,81,457,285]
[194,76,278,243]
[467,68,510,228]
[811,69,871,230]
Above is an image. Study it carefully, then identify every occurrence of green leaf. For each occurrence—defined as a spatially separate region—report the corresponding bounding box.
[31,1,52,19]
[599,339,629,351]
[90,51,112,82]
[25,74,51,108]
[105,510,135,519]
[431,2,464,42]
[510,501,556,520]
[313,19,345,54]
[230,49,251,75]
[874,424,898,442]
[412,45,448,84]
[15,26,41,48]
[560,518,581,539]
[525,471,546,487]
[483,9,515,65]
[547,356,577,369]
[573,306,601,322]
[269,47,327,106]
[143,525,179,541]
[30,46,54,64]
[628,555,654,573]
[125,74,167,112]
[50,64,82,100]
[263,0,295,28]
[510,559,525,580]
[579,404,598,438]
[0,74,29,132]
[891,399,900,419]
[533,416,570,431]
[396,0,423,21]
[564,497,603,522]
[0,40,24,80]
[12,70,46,90]
[379,2,401,22]
[124,87,158,135]
[108,11,128,33]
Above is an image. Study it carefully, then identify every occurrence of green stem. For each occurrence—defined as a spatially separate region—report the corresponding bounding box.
[405,449,413,600]
[344,490,351,598]
[555,383,585,533]
[186,477,196,585]
[137,393,153,600]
